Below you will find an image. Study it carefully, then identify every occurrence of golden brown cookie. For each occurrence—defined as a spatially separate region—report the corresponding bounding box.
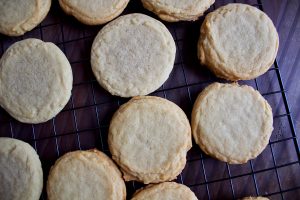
[198,3,279,80]
[91,14,176,97]
[192,83,273,164]
[59,0,129,25]
[0,38,73,124]
[141,0,215,22]
[0,0,51,36]
[131,182,198,200]
[0,137,43,200]
[108,96,192,183]
[47,149,126,200]
[241,197,269,200]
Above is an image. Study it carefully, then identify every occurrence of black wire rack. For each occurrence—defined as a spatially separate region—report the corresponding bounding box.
[0,0,299,200]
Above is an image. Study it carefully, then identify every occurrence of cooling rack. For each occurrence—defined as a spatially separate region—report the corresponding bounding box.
[0,0,299,199]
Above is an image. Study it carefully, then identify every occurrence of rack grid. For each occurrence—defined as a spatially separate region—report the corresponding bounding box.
[0,0,299,199]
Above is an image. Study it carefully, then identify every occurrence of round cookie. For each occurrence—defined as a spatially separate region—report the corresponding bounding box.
[47,149,126,200]
[108,96,192,184]
[0,137,43,200]
[59,0,129,25]
[131,182,198,200]
[241,197,269,200]
[191,83,273,164]
[0,0,51,36]
[0,38,73,124]
[91,13,176,97]
[141,0,215,22]
[198,3,279,80]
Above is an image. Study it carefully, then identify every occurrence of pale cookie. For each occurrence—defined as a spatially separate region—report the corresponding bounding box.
[59,0,129,25]
[91,13,176,97]
[191,83,273,164]
[0,137,43,200]
[141,0,215,22]
[198,3,279,80]
[131,182,198,200]
[108,96,192,184]
[0,38,73,124]
[241,197,269,200]
[0,0,51,36]
[47,149,126,200]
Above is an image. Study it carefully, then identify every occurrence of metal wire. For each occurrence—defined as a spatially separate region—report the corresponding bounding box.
[173,24,213,199]
[0,1,299,199]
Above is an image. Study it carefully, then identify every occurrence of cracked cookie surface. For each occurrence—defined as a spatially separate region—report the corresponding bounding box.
[109,96,192,183]
[192,83,273,164]
[0,38,73,123]
[198,3,279,80]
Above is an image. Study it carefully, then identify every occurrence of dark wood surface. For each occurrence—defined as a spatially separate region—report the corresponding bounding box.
[0,0,299,199]
[261,0,300,140]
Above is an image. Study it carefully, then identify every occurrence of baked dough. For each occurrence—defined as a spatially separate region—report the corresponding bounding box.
[47,149,126,200]
[59,0,129,25]
[241,197,269,200]
[0,38,73,123]
[141,0,215,22]
[191,83,273,164]
[108,96,192,184]
[0,137,43,200]
[198,3,279,80]
[0,0,51,36]
[131,182,198,200]
[91,13,176,97]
